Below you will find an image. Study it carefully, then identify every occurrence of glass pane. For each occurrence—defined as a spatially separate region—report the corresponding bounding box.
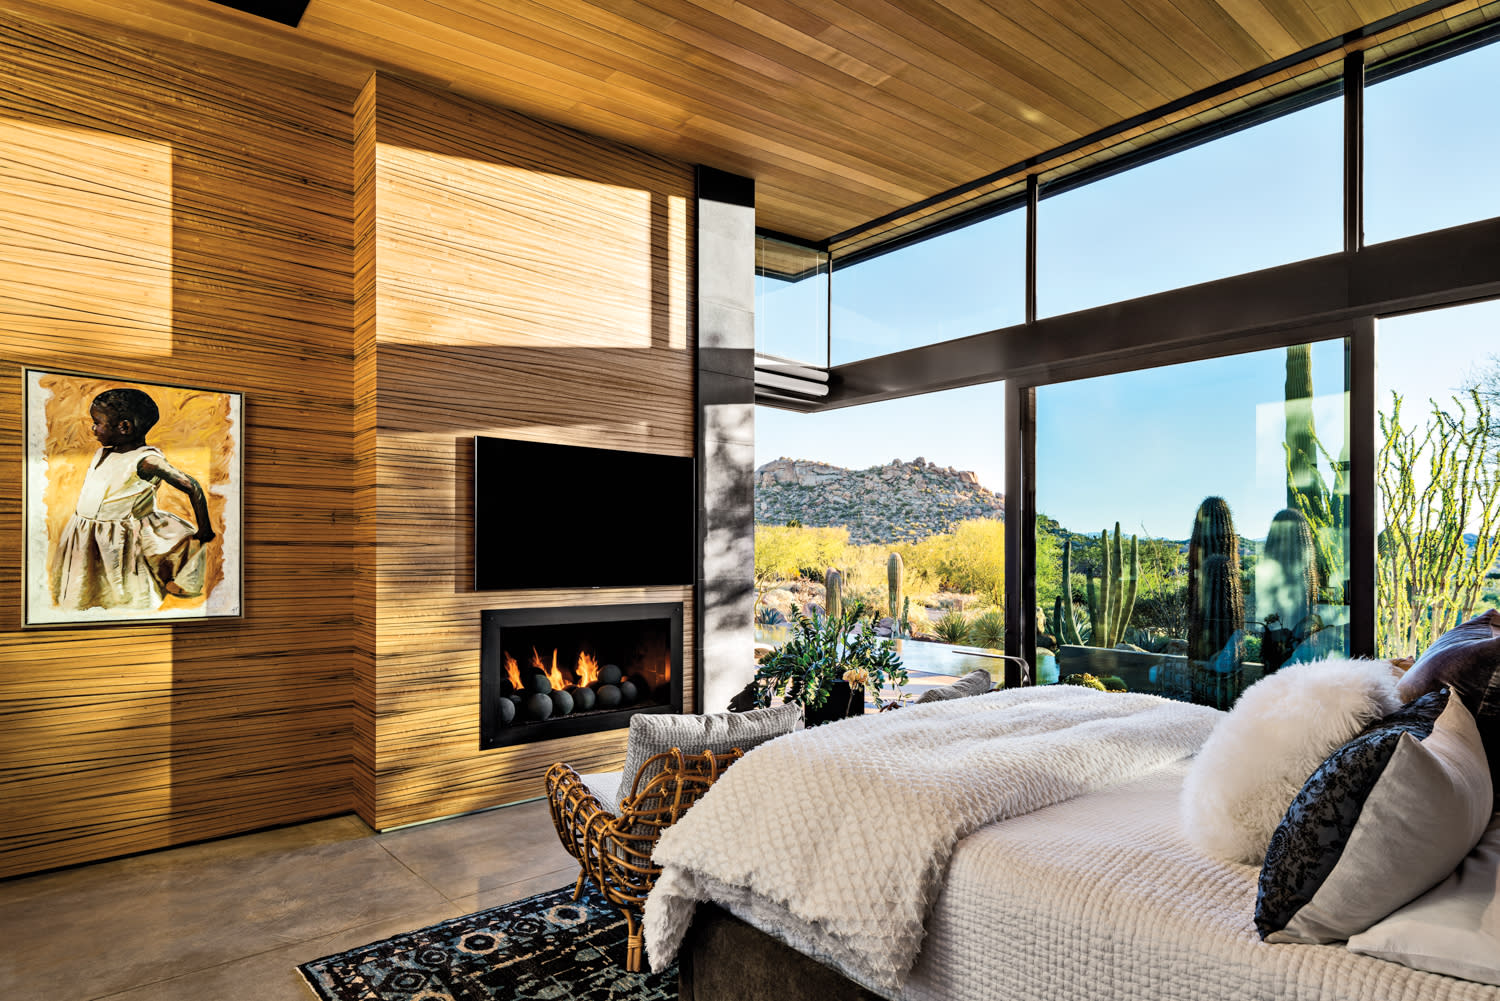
[830,206,1024,365]
[753,383,1008,691]
[756,235,828,367]
[1034,341,1351,708]
[1037,94,1342,317]
[1366,36,1500,245]
[1376,298,1500,658]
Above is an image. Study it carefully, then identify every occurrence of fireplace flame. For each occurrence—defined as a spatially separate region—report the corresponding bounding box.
[532,646,568,690]
[503,653,523,690]
[661,654,672,681]
[576,651,601,687]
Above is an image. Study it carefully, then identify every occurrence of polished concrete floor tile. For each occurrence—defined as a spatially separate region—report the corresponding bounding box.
[0,801,578,1000]
[99,899,472,1001]
[376,798,575,903]
[1,825,445,1001]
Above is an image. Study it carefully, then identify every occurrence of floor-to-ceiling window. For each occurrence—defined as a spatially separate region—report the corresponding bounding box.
[753,382,1007,686]
[1375,299,1500,658]
[754,17,1500,707]
[1034,341,1351,706]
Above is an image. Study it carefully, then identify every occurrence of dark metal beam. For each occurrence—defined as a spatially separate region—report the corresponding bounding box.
[1003,380,1036,687]
[1348,317,1379,657]
[817,214,1500,410]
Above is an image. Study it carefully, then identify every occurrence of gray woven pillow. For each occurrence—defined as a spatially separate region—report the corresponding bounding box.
[915,669,994,704]
[617,703,800,800]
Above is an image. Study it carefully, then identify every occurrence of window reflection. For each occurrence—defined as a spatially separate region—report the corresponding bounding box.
[1034,342,1351,707]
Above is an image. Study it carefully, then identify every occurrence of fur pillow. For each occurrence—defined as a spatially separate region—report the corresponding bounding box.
[1181,657,1403,864]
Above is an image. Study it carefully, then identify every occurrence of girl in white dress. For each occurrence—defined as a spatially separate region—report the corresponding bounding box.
[49,388,216,613]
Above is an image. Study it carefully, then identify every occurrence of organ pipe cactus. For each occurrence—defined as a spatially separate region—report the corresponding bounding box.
[1056,537,1085,645]
[1187,497,1244,664]
[824,567,843,621]
[1084,523,1139,649]
[887,552,905,630]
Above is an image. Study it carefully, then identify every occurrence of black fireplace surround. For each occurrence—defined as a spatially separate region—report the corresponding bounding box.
[480,602,684,749]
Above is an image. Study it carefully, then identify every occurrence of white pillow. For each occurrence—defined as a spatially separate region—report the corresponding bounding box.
[1347,811,1500,984]
[1181,657,1402,864]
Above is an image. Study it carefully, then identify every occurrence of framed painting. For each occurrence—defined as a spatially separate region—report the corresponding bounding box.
[24,369,243,626]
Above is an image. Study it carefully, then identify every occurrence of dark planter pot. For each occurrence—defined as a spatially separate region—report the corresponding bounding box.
[803,680,865,727]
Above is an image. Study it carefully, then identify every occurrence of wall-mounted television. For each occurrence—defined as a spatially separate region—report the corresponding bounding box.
[473,436,695,590]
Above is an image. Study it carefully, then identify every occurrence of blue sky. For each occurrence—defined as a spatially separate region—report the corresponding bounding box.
[755,38,1500,539]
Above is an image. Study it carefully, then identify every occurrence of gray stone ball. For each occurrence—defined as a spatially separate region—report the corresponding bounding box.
[525,691,554,720]
[595,683,622,708]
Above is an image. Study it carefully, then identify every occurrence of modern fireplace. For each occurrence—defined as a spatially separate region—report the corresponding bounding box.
[479,602,684,749]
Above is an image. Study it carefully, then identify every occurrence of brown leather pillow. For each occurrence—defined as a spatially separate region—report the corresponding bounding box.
[1400,610,1500,792]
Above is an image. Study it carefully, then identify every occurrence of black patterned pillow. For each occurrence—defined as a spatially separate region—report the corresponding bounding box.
[1256,689,1493,944]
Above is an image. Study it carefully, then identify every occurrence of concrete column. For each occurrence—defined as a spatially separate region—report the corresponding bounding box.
[695,166,756,712]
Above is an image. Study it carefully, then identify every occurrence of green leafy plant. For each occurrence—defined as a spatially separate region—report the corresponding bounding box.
[753,602,907,712]
[933,609,972,645]
[970,608,1005,649]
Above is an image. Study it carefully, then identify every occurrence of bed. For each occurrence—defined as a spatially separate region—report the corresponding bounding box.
[643,685,1500,1001]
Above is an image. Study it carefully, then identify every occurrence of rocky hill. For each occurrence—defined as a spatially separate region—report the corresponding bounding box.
[755,457,1004,544]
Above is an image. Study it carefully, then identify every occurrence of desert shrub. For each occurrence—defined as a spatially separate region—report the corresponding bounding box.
[970,608,1005,649]
[933,610,972,644]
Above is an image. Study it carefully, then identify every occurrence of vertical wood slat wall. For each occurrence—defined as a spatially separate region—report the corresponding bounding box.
[0,10,359,877]
[354,74,697,830]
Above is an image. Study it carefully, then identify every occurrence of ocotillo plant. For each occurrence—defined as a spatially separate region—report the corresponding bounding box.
[824,567,843,621]
[1083,523,1140,649]
[1187,497,1243,664]
[1257,507,1319,672]
[887,552,905,632]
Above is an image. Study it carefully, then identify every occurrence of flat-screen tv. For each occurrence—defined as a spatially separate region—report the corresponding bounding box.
[473,436,695,590]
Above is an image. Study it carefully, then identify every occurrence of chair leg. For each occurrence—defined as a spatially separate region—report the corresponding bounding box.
[623,908,642,973]
[573,867,587,900]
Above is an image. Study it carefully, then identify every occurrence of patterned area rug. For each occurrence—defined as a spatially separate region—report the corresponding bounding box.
[298,884,677,1001]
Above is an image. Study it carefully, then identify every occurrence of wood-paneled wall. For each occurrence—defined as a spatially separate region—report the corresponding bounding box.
[354,74,696,830]
[0,7,358,877]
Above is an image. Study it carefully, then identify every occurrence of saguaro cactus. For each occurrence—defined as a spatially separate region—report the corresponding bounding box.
[824,567,843,621]
[887,552,905,628]
[1258,507,1319,672]
[1187,497,1244,665]
[1084,523,1140,649]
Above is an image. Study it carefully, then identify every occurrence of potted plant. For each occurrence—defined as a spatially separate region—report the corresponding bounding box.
[753,601,907,725]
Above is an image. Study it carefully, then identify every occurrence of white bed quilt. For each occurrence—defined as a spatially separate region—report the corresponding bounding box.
[902,762,1500,1001]
[643,686,1221,992]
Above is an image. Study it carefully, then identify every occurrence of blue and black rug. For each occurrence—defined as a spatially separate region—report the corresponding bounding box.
[298,884,676,1001]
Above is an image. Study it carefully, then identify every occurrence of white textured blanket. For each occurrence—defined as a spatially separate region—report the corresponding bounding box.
[643,685,1222,992]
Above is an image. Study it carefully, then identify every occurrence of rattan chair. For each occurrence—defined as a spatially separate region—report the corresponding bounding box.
[545,746,743,971]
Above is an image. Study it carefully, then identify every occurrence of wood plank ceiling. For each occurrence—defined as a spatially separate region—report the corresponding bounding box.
[29,0,1473,244]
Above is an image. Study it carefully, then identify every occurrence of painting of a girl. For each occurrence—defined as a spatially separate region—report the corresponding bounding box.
[25,371,242,626]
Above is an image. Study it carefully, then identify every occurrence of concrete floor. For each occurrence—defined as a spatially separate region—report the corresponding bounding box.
[0,798,578,1001]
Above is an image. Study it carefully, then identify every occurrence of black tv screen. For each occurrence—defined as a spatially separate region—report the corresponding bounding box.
[473,437,695,590]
